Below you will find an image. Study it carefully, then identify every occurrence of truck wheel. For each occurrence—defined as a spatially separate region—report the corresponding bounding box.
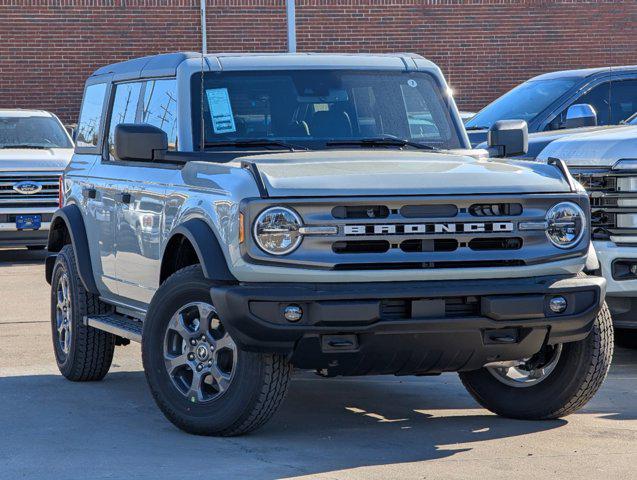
[142,265,292,436]
[50,244,115,381]
[459,303,613,419]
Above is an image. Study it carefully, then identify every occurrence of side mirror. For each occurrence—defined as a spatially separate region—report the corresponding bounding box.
[114,124,167,162]
[487,119,528,158]
[563,104,597,129]
[66,124,77,141]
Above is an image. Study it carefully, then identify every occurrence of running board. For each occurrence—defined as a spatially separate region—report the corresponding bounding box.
[85,313,143,343]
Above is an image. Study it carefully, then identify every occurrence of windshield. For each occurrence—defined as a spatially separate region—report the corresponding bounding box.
[465,78,578,129]
[0,115,72,149]
[191,70,464,150]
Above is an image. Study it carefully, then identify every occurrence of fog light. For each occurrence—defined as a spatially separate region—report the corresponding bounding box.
[284,305,303,322]
[549,296,567,314]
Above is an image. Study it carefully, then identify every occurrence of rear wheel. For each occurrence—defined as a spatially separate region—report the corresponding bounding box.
[459,303,613,419]
[142,265,292,436]
[50,245,115,381]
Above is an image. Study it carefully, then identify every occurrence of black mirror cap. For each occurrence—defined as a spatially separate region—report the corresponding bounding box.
[114,123,168,162]
[487,119,528,157]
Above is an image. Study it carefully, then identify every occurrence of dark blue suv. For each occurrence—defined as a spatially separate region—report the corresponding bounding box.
[466,66,637,146]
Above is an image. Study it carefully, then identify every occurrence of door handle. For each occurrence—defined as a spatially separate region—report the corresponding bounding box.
[83,187,97,199]
[117,193,132,204]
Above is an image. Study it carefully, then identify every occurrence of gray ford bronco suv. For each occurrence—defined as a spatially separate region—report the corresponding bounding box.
[46,52,613,436]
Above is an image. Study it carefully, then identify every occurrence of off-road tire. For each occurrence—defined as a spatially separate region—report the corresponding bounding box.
[142,265,292,436]
[51,244,115,381]
[459,302,613,419]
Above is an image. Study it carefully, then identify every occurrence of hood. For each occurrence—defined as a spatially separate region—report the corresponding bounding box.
[536,125,637,167]
[240,150,571,197]
[0,147,73,172]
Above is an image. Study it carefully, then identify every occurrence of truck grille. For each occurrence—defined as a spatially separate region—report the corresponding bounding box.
[570,167,635,240]
[0,173,60,209]
[245,194,587,270]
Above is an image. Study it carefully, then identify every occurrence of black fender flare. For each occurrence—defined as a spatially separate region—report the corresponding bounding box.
[162,218,237,283]
[45,205,100,294]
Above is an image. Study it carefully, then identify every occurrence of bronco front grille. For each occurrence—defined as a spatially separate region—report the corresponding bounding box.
[0,173,60,209]
[570,167,636,240]
[244,194,588,270]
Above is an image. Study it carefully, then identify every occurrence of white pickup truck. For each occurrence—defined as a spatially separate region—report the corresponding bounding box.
[538,125,637,329]
[0,109,73,249]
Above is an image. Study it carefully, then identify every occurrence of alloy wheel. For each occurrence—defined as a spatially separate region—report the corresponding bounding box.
[55,272,73,355]
[163,302,237,403]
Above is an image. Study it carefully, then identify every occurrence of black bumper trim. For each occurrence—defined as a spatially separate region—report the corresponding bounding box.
[210,275,605,374]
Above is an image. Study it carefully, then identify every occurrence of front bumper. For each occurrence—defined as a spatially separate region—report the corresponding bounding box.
[211,274,605,376]
[595,240,637,328]
[0,222,50,247]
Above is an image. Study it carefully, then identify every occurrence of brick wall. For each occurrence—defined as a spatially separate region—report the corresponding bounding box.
[0,0,635,124]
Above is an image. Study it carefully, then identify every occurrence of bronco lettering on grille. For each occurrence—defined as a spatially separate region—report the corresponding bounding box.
[343,222,514,236]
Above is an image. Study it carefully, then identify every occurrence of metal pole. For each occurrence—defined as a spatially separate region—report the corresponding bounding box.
[286,0,296,53]
[200,0,208,55]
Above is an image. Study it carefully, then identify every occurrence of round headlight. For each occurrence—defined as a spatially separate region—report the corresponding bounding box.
[253,207,302,255]
[545,202,586,249]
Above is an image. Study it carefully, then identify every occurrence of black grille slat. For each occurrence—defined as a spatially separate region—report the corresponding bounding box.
[400,239,458,252]
[380,297,480,320]
[469,237,522,251]
[469,203,522,217]
[333,240,390,254]
[380,299,410,319]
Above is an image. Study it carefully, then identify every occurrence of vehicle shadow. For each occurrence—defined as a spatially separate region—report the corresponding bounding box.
[0,370,571,479]
[0,247,47,266]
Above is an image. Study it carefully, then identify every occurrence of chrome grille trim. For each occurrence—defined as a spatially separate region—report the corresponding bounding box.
[0,172,60,209]
[570,167,637,239]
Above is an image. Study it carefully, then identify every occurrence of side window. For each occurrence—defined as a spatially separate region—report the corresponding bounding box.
[551,79,637,128]
[141,79,178,150]
[608,79,637,123]
[107,82,143,158]
[76,83,107,149]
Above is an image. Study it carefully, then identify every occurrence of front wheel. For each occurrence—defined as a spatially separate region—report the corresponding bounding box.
[459,303,613,419]
[142,265,292,436]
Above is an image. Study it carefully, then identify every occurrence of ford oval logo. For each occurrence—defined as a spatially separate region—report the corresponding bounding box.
[13,181,42,195]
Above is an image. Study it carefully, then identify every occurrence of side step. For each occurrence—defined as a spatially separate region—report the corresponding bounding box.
[85,313,143,343]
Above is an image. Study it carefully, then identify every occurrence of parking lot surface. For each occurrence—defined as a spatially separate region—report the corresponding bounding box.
[1,248,636,480]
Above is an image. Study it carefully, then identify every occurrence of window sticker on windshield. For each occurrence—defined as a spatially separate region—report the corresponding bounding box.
[407,79,418,88]
[206,88,236,134]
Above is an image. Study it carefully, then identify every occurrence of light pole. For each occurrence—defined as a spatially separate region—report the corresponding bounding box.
[287,0,296,53]
[200,0,208,55]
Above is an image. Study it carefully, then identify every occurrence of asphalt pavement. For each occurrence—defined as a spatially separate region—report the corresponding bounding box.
[1,248,636,480]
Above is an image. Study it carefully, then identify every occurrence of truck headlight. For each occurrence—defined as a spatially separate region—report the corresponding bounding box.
[545,202,586,249]
[253,207,302,255]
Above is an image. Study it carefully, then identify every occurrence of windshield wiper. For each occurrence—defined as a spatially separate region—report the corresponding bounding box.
[0,144,51,149]
[203,139,308,152]
[464,126,489,131]
[326,136,437,151]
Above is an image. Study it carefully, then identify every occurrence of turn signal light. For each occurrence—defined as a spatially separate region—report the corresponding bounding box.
[58,175,64,207]
[239,213,245,243]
